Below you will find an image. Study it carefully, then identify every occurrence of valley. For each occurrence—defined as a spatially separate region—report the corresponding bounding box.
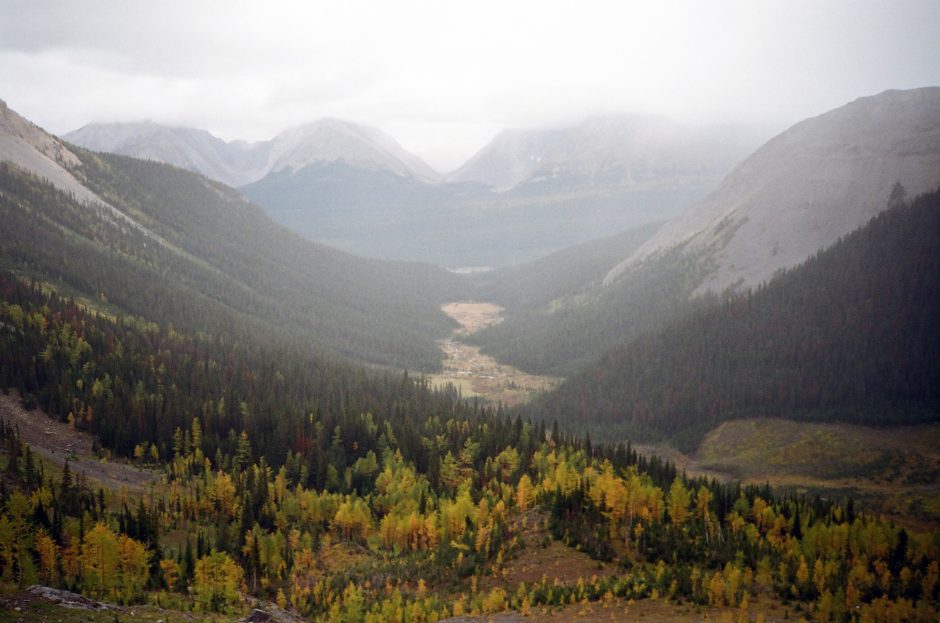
[429,302,558,406]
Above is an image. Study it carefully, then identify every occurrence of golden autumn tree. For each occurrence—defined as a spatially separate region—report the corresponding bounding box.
[35,527,58,585]
[192,550,245,613]
[289,547,318,613]
[115,534,150,603]
[515,473,535,512]
[160,558,182,591]
[666,477,691,527]
[80,523,120,598]
[80,523,150,603]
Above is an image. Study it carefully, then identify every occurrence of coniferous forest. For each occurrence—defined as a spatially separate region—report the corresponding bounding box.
[0,157,465,373]
[535,189,940,450]
[1,267,938,621]
[0,188,938,620]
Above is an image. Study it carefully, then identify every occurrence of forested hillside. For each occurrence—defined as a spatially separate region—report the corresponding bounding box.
[0,267,477,467]
[536,189,940,449]
[0,150,466,371]
[1,270,937,621]
[472,220,662,312]
[469,242,707,376]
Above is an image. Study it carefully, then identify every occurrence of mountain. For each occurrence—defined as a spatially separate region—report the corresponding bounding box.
[448,115,763,193]
[2,99,466,371]
[63,117,440,187]
[2,103,937,623]
[240,114,755,268]
[260,119,440,183]
[61,121,261,186]
[469,88,940,375]
[535,188,940,449]
[605,88,940,293]
[241,168,696,268]
[68,115,754,268]
[0,99,96,203]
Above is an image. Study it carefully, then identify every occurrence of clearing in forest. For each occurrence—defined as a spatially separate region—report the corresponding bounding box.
[0,391,158,493]
[638,418,940,528]
[430,302,557,407]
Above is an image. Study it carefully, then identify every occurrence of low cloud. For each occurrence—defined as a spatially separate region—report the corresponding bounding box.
[2,0,938,171]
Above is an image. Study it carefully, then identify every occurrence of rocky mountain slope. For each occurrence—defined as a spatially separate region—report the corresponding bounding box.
[1,99,98,202]
[538,187,940,448]
[605,87,940,293]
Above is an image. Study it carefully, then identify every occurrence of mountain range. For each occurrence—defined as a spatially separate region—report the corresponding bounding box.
[64,117,438,188]
[8,87,939,399]
[2,82,938,623]
[448,115,761,192]
[64,115,766,268]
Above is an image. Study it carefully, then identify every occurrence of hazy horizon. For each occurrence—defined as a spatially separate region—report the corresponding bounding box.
[2,0,939,171]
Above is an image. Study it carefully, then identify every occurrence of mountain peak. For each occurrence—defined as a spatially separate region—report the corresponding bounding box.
[64,116,440,186]
[265,118,440,182]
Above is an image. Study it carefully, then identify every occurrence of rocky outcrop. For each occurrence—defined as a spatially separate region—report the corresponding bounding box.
[26,585,109,610]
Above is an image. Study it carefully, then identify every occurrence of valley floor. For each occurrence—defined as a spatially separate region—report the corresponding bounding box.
[429,302,558,407]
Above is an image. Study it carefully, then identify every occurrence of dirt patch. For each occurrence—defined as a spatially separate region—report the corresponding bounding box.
[442,302,504,335]
[430,302,557,407]
[631,443,732,483]
[487,512,619,589]
[500,539,616,587]
[0,391,158,493]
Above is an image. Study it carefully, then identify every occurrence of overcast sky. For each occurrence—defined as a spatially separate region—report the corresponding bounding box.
[1,0,938,172]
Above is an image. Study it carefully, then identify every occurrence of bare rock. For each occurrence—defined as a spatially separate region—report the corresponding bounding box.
[26,585,108,610]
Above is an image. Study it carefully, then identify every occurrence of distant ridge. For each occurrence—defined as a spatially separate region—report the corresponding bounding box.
[64,118,440,187]
[62,112,766,268]
[448,115,763,192]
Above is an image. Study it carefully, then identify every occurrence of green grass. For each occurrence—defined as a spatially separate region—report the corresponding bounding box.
[697,419,940,480]
[693,418,940,525]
